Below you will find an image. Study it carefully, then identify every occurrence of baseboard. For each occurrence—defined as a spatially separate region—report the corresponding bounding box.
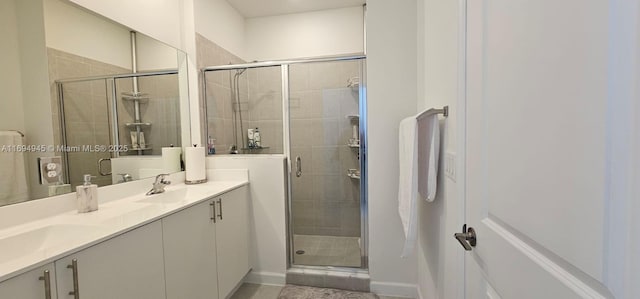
[370,281,419,298]
[244,271,286,286]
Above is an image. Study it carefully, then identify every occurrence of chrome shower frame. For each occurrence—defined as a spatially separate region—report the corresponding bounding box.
[201,54,368,272]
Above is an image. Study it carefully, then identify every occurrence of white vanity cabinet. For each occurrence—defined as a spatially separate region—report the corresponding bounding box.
[162,199,220,299]
[213,186,250,298]
[162,186,250,299]
[0,263,57,299]
[54,221,166,299]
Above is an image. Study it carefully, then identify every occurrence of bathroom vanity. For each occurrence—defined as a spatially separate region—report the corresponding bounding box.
[0,170,250,299]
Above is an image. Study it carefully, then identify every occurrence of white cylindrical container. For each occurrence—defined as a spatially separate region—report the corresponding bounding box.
[162,147,182,173]
[185,145,206,184]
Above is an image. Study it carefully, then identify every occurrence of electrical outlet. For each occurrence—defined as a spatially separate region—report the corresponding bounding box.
[444,151,456,181]
[38,156,63,185]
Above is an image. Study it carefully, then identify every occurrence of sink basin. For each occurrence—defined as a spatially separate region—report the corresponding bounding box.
[98,205,164,226]
[0,224,103,264]
[136,188,190,204]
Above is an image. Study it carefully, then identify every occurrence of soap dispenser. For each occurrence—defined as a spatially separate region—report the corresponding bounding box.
[76,174,98,213]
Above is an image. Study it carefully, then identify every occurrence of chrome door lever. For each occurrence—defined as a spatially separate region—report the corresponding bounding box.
[454,224,477,251]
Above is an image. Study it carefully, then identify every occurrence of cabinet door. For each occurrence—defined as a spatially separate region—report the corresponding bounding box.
[55,221,166,299]
[0,263,57,299]
[162,200,219,299]
[215,186,250,298]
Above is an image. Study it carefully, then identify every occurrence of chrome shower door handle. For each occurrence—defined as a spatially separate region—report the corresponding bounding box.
[295,156,302,177]
[98,158,111,176]
[454,224,477,251]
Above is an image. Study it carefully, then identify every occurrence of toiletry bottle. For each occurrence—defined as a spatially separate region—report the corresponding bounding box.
[247,128,255,148]
[254,127,261,148]
[208,136,216,154]
[139,132,146,149]
[76,174,98,213]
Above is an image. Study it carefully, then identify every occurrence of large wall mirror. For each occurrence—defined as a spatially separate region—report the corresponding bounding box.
[0,0,191,207]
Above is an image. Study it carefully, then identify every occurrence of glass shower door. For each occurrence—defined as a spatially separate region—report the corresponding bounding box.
[59,79,113,187]
[288,59,364,268]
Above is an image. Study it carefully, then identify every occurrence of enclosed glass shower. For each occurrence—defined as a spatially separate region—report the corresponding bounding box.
[203,56,367,269]
[56,71,181,188]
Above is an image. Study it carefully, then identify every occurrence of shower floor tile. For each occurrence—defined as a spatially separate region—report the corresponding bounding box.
[293,234,361,268]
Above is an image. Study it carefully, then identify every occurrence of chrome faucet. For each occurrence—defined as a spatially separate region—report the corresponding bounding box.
[117,173,133,183]
[146,174,171,195]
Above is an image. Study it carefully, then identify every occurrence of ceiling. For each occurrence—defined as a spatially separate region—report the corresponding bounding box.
[226,0,365,18]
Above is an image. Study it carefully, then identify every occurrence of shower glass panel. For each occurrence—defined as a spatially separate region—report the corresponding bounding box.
[289,59,363,268]
[204,66,283,154]
[59,79,113,187]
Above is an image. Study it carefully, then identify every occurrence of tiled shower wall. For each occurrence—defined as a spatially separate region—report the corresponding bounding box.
[115,75,182,155]
[198,34,284,154]
[48,48,181,188]
[245,66,283,154]
[196,33,246,153]
[289,61,361,237]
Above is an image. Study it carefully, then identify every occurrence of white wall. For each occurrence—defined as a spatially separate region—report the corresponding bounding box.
[136,34,179,71]
[366,0,419,297]
[206,155,288,285]
[69,0,183,49]
[194,0,246,60]
[16,0,56,199]
[44,0,178,71]
[415,0,464,298]
[245,6,364,61]
[0,0,26,133]
[44,0,131,69]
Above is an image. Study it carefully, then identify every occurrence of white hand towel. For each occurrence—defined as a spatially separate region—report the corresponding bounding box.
[0,131,29,205]
[418,114,440,201]
[398,117,418,257]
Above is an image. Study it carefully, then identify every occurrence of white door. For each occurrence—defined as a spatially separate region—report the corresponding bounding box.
[162,199,219,299]
[464,0,638,298]
[215,187,250,298]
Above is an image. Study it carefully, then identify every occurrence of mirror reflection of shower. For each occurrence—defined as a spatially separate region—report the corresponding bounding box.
[229,68,247,154]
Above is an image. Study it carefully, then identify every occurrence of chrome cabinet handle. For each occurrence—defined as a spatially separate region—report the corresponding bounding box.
[295,156,302,177]
[67,259,80,299]
[217,198,223,220]
[454,224,477,251]
[210,201,216,223]
[98,158,111,176]
[38,270,52,299]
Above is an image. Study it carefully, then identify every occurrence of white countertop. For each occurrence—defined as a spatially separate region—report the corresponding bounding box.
[0,171,248,282]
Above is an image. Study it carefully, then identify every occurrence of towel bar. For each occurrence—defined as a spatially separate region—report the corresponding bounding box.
[416,106,448,119]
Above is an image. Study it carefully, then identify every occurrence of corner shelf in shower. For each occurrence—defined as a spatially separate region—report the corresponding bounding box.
[346,114,360,120]
[347,169,361,180]
[125,122,152,128]
[241,146,270,151]
[347,77,360,88]
[127,145,153,152]
[122,93,150,103]
[347,142,360,148]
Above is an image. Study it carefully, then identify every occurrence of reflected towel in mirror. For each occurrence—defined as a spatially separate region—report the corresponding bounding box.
[0,131,29,205]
